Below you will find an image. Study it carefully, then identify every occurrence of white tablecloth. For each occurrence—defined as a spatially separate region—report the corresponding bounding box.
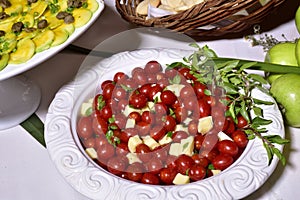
[0,1,300,199]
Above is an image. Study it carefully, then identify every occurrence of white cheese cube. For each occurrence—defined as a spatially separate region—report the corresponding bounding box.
[172,173,190,185]
[211,169,221,175]
[80,102,92,116]
[147,101,155,111]
[180,136,194,156]
[165,84,185,97]
[126,153,142,164]
[198,116,213,135]
[169,143,181,156]
[159,134,173,145]
[175,124,188,133]
[125,118,136,129]
[153,92,162,102]
[128,135,143,153]
[123,105,141,117]
[183,117,193,125]
[142,135,160,150]
[218,131,233,141]
[85,148,97,159]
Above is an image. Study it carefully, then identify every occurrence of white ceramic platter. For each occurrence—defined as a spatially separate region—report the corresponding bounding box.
[45,48,285,200]
[0,0,105,81]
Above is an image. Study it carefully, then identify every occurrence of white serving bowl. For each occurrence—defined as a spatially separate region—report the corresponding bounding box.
[45,48,285,200]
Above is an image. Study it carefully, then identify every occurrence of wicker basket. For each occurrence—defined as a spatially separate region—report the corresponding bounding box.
[115,0,286,37]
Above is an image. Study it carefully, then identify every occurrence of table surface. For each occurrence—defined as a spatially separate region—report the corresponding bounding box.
[1,1,300,200]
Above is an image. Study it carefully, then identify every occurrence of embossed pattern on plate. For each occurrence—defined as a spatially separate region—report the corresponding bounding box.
[45,48,285,200]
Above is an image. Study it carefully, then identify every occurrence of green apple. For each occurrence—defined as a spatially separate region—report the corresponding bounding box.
[296,6,300,34]
[270,74,300,127]
[296,39,300,65]
[265,42,298,84]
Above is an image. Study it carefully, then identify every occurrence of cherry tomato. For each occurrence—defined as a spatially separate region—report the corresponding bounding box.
[175,154,195,175]
[163,115,177,132]
[148,85,162,100]
[97,143,115,161]
[77,116,93,139]
[154,102,168,116]
[141,173,160,185]
[217,140,239,157]
[98,105,113,121]
[172,131,188,143]
[178,67,194,80]
[193,82,207,99]
[128,111,141,122]
[82,137,95,148]
[165,68,178,79]
[199,148,219,162]
[107,156,127,175]
[126,162,145,182]
[212,154,234,170]
[145,158,163,174]
[112,87,127,101]
[136,121,151,136]
[180,85,195,98]
[166,155,177,169]
[102,83,115,100]
[145,61,163,74]
[188,164,206,181]
[141,111,155,124]
[132,68,147,85]
[113,72,128,83]
[194,134,204,151]
[101,80,113,91]
[237,115,248,128]
[197,99,211,118]
[94,134,109,150]
[231,130,249,148]
[224,117,236,135]
[188,120,198,135]
[136,143,152,163]
[160,90,177,106]
[129,93,148,109]
[115,142,129,156]
[120,128,138,143]
[150,125,167,141]
[174,106,188,123]
[139,83,152,96]
[191,154,209,168]
[160,167,177,185]
[114,113,126,130]
[92,117,108,135]
[153,145,168,161]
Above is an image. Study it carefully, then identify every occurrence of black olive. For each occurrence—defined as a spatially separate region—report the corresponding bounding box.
[56,11,69,20]
[0,12,10,20]
[64,14,74,24]
[37,19,48,29]
[67,0,82,8]
[23,27,36,32]
[0,0,11,8]
[0,30,5,37]
[12,22,23,33]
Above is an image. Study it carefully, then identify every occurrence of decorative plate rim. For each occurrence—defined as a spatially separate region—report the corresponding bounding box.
[45,48,285,200]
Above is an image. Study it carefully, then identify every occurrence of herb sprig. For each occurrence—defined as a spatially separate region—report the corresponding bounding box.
[168,43,289,166]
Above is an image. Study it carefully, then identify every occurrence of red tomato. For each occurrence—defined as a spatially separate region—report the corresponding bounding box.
[163,115,177,132]
[77,116,93,139]
[217,140,239,157]
[129,93,148,109]
[188,164,206,181]
[150,125,167,141]
[144,61,163,74]
[160,167,177,185]
[160,90,177,106]
[141,173,160,185]
[126,162,145,182]
[212,154,234,170]
[175,154,195,175]
[231,130,249,148]
[145,158,164,174]
[136,143,152,163]
[107,156,127,175]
